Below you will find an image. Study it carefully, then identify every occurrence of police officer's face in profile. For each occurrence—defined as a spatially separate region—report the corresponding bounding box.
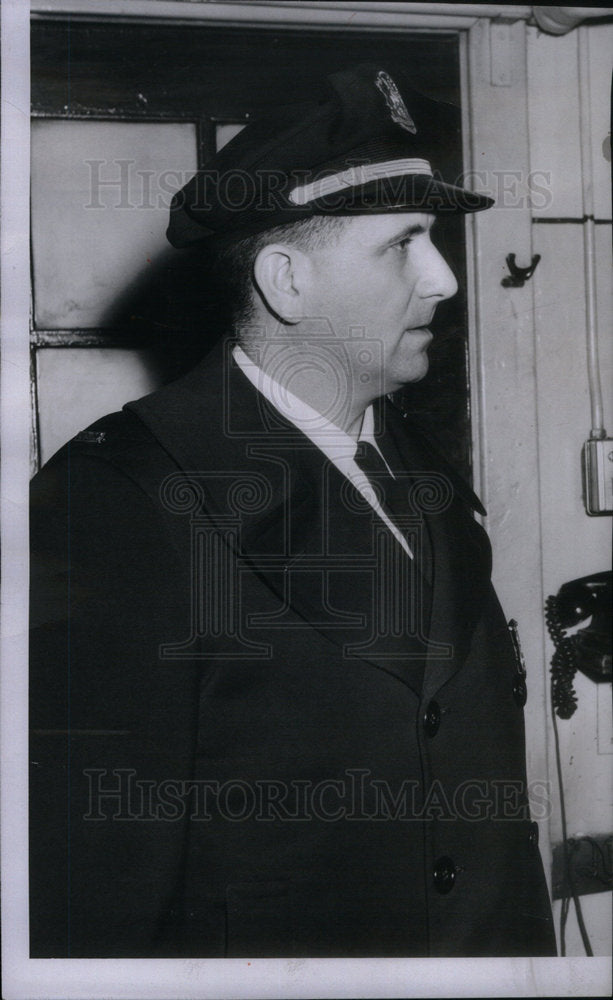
[306,211,458,393]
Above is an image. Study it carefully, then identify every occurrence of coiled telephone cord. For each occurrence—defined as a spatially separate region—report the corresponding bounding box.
[545,595,578,719]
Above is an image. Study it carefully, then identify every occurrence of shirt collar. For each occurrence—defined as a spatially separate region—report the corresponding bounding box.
[233,343,382,465]
[233,343,407,553]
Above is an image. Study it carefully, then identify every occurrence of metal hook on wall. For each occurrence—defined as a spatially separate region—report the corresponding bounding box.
[501,253,541,288]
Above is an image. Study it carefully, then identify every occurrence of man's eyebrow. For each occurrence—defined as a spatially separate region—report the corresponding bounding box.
[381,221,433,246]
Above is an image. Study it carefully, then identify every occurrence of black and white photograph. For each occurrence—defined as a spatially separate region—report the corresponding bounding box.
[1,2,612,998]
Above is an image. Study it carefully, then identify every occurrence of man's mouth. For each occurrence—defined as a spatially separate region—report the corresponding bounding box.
[405,326,433,337]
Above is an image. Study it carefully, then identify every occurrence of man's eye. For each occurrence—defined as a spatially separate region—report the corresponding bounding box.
[395,238,413,251]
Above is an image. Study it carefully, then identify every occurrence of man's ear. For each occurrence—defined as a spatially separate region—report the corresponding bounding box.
[253,243,308,323]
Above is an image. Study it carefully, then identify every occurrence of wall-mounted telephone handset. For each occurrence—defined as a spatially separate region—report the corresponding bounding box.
[545,571,612,718]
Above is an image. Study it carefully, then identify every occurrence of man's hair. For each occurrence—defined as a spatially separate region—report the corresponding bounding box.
[210,215,350,333]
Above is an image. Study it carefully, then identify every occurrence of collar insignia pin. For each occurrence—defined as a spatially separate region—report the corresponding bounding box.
[375,70,417,134]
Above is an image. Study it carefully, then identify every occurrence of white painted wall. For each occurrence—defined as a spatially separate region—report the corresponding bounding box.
[465,16,612,959]
[527,23,612,956]
[466,16,555,939]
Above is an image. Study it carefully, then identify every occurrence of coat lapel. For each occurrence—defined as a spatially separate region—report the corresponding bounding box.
[382,399,492,700]
[127,340,430,691]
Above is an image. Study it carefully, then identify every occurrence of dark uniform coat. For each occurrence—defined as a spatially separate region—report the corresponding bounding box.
[30,338,556,958]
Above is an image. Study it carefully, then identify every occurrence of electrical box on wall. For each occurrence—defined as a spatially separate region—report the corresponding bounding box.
[582,438,613,515]
[552,834,613,900]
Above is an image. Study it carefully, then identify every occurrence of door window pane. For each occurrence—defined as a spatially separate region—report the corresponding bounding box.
[31,120,197,329]
[35,347,161,464]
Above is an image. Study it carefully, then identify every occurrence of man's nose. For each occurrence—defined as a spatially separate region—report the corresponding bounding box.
[417,242,458,302]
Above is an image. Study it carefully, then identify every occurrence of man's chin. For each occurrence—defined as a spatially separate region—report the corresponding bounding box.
[394,356,430,388]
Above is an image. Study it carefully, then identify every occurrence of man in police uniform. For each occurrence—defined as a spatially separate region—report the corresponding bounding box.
[29,65,556,958]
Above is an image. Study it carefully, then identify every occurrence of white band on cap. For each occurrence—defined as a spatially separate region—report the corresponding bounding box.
[288,158,433,206]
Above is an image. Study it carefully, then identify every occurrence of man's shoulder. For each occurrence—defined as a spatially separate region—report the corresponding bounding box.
[36,407,166,469]
[70,407,158,452]
[31,406,182,509]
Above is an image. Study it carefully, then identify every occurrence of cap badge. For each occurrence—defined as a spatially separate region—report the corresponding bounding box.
[375,71,417,134]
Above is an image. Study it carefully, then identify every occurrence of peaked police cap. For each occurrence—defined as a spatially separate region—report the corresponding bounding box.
[167,63,493,247]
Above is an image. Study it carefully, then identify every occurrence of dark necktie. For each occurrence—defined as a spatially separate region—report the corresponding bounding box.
[354,439,433,587]
[354,438,433,682]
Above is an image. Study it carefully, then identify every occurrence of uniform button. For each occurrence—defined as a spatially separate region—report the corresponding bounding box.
[528,821,539,847]
[423,700,441,737]
[433,856,456,894]
[513,676,527,707]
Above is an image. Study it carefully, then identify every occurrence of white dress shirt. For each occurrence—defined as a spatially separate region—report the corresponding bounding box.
[233,344,413,557]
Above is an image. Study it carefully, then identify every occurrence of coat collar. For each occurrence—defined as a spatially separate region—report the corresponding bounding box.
[381,397,486,517]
